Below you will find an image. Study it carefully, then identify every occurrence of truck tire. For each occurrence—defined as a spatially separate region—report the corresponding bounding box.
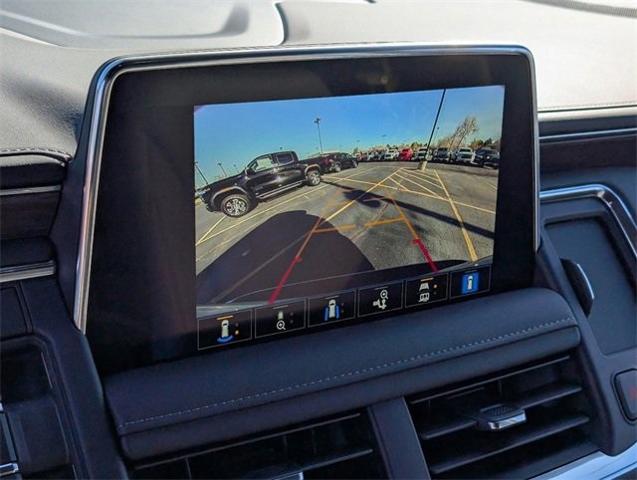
[220,193,252,217]
[306,169,321,186]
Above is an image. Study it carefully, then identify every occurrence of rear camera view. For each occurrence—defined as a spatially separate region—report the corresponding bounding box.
[194,86,504,349]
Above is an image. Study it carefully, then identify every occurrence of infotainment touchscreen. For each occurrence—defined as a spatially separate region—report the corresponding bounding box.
[194,85,504,350]
[86,49,537,373]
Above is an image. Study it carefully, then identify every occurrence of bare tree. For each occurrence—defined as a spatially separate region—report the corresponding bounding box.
[449,116,479,150]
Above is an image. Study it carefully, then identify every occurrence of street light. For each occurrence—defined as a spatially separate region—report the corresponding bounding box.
[314,117,324,153]
[194,161,209,185]
[217,162,228,177]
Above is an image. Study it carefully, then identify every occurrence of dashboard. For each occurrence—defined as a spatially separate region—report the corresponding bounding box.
[0,3,635,480]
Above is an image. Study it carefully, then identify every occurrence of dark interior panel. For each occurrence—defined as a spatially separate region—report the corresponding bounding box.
[541,188,637,356]
[546,217,635,354]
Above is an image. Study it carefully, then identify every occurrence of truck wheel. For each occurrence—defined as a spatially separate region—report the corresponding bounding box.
[306,169,321,186]
[220,193,251,217]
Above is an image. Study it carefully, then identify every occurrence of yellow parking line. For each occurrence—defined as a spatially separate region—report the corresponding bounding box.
[364,217,403,227]
[433,170,478,261]
[204,167,374,241]
[314,224,357,233]
[399,168,445,190]
[196,215,226,246]
[394,172,446,199]
[400,167,441,183]
[334,175,495,215]
[322,170,397,223]
[333,177,398,192]
[453,200,495,215]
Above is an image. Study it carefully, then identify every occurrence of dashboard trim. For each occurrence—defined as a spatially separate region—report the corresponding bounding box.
[0,260,56,283]
[539,127,637,143]
[73,43,540,333]
[532,442,637,480]
[0,185,61,196]
[540,184,637,260]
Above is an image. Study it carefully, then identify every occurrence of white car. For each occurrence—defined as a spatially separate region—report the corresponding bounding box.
[414,147,430,161]
[383,149,399,160]
[453,147,475,164]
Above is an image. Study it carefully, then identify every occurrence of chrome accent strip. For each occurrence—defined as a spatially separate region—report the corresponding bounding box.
[0,185,61,196]
[532,442,637,480]
[0,463,19,477]
[540,127,637,143]
[538,105,637,123]
[73,44,540,333]
[540,184,637,259]
[0,261,56,283]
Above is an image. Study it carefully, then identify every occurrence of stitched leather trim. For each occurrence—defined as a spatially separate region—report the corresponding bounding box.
[116,316,575,432]
[0,148,72,163]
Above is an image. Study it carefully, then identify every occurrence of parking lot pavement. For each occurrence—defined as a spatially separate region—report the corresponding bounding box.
[195,161,497,305]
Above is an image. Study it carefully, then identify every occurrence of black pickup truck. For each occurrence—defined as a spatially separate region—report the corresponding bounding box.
[200,151,322,217]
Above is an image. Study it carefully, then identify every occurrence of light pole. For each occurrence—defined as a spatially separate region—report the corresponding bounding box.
[195,161,209,185]
[217,162,228,177]
[421,89,446,171]
[314,117,324,153]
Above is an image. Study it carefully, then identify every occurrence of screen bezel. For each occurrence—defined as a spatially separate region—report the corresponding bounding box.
[80,45,538,373]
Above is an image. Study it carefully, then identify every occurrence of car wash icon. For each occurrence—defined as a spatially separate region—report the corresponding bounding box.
[418,280,431,303]
[323,299,341,321]
[372,289,389,310]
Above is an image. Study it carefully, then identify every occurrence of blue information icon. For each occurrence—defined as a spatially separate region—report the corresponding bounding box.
[461,272,480,295]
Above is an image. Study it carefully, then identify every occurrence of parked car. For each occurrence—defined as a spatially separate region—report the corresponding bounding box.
[330,152,358,171]
[474,148,500,168]
[200,151,321,217]
[383,149,400,160]
[303,152,357,173]
[413,147,430,161]
[368,150,382,161]
[398,147,414,161]
[452,147,475,164]
[432,147,451,162]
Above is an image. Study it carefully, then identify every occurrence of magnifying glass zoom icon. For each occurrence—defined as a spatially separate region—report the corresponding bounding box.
[276,320,286,331]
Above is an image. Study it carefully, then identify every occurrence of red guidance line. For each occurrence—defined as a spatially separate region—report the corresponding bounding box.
[268,215,323,304]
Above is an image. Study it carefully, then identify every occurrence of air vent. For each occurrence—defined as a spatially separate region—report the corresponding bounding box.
[132,411,386,479]
[409,356,597,479]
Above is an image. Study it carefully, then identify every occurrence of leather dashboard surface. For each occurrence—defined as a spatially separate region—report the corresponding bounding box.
[104,287,580,459]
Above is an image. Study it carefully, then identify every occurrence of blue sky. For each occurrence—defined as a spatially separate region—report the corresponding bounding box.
[194,85,504,185]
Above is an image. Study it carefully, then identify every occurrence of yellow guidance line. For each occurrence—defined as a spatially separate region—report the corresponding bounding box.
[196,215,226,246]
[433,170,478,262]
